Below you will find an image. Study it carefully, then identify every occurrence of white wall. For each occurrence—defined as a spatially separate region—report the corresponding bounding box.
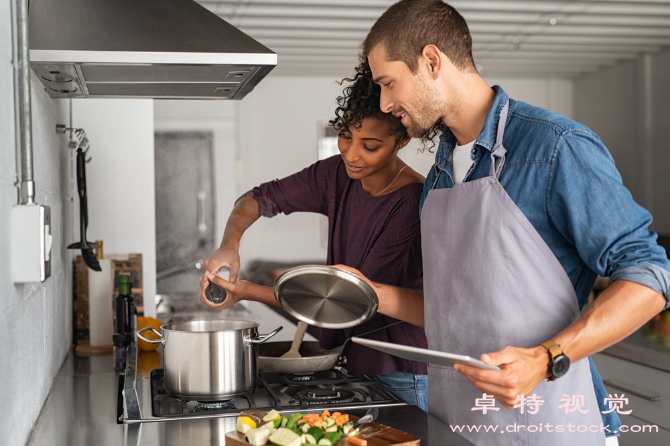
[70,99,157,316]
[575,50,670,234]
[0,4,71,444]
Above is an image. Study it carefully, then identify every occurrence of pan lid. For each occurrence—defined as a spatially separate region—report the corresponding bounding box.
[273,265,378,329]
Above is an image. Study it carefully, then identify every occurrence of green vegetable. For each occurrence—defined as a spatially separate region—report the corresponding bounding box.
[324,425,338,433]
[302,433,316,444]
[317,432,342,445]
[300,423,311,433]
[281,417,289,427]
[307,427,324,442]
[262,419,282,429]
[269,427,302,446]
[287,413,303,429]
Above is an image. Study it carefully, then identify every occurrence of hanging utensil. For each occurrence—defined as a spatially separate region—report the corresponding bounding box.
[67,147,100,271]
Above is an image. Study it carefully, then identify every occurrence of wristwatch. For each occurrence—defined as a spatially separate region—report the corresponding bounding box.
[541,341,570,381]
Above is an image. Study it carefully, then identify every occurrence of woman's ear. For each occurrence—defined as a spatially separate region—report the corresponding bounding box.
[396,135,411,150]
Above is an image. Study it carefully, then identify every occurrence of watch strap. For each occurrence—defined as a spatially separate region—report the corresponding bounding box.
[541,340,563,359]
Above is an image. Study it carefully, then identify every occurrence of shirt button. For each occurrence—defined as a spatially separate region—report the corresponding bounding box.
[472,148,477,155]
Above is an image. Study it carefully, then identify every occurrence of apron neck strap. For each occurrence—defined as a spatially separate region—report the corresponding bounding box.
[489,101,509,180]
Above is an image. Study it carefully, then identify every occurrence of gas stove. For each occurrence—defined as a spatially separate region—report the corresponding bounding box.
[119,344,407,424]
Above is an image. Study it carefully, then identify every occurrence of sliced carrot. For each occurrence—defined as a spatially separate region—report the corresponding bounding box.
[347,436,367,446]
[321,410,331,418]
[313,419,323,428]
[342,414,349,422]
[335,417,345,427]
[332,412,341,418]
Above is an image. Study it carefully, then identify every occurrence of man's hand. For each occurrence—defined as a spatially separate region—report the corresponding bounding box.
[199,271,250,312]
[203,246,241,282]
[454,346,550,409]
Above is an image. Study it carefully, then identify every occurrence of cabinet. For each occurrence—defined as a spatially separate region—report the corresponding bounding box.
[592,353,670,446]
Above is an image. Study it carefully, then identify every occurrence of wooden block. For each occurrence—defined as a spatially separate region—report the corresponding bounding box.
[75,343,113,357]
[224,411,419,446]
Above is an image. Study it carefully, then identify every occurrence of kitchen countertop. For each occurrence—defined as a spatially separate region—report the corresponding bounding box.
[25,350,473,446]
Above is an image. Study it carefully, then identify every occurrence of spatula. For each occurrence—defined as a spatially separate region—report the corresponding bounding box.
[281,321,308,358]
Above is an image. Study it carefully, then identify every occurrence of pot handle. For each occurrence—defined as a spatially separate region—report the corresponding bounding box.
[137,326,163,344]
[246,326,283,346]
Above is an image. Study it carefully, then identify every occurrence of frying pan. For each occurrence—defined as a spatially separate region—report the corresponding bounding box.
[257,341,340,373]
[257,321,404,374]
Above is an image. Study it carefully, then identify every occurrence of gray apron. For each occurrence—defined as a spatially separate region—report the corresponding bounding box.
[422,103,605,445]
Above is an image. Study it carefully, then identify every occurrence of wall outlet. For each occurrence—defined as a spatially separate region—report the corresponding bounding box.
[11,205,52,283]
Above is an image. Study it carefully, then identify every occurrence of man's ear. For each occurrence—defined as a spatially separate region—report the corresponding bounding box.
[421,44,443,79]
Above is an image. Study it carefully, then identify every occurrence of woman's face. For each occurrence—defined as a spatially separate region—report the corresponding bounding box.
[337,117,403,180]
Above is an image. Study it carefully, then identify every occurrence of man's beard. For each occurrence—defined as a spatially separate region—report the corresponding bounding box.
[404,75,448,140]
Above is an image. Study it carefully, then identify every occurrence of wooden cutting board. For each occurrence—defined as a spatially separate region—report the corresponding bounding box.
[225,410,420,446]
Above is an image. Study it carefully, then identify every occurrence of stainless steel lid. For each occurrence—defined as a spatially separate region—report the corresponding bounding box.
[273,265,378,329]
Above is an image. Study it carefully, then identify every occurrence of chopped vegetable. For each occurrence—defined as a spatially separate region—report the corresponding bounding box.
[307,427,324,443]
[320,410,331,418]
[264,409,281,422]
[236,416,257,434]
[269,427,302,446]
[281,417,289,427]
[287,413,303,429]
[302,433,316,444]
[245,428,274,446]
[317,432,342,445]
[325,425,338,433]
[261,419,282,429]
[346,436,367,446]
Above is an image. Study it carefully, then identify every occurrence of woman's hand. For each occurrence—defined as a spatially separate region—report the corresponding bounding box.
[199,271,253,312]
[203,246,241,282]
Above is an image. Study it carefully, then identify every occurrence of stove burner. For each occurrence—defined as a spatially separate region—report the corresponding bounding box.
[292,373,314,382]
[296,388,355,404]
[194,400,235,411]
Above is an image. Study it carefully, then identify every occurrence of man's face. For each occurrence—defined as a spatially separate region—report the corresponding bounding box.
[368,44,446,138]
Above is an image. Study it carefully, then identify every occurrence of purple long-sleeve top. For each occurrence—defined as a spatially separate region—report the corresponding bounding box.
[243,155,428,376]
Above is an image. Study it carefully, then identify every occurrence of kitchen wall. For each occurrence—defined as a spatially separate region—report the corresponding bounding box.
[0,3,71,445]
[69,99,157,317]
[575,48,670,234]
[157,74,574,269]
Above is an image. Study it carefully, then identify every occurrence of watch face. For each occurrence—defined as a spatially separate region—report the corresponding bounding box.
[553,355,571,378]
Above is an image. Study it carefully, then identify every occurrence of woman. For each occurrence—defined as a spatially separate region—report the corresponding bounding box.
[199,64,429,411]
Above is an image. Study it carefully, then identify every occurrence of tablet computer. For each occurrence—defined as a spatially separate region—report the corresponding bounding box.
[351,337,500,371]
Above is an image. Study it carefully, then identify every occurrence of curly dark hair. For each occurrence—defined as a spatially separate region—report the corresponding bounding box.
[329,62,408,149]
[330,61,443,152]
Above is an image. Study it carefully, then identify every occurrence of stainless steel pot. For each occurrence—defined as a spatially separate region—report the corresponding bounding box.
[138,320,282,401]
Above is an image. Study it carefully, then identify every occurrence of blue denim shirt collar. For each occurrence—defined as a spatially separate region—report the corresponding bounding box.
[434,86,511,183]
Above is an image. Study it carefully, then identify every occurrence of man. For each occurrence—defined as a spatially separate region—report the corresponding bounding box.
[337,1,670,445]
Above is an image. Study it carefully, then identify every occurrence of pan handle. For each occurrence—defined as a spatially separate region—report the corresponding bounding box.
[246,326,283,346]
[137,326,163,344]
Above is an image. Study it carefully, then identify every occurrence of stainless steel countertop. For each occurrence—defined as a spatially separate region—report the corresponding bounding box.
[26,350,473,445]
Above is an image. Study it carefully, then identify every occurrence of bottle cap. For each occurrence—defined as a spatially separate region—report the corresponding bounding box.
[118,274,131,295]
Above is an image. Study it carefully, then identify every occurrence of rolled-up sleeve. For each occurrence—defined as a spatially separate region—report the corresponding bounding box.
[611,262,670,309]
[548,129,670,308]
[235,156,339,218]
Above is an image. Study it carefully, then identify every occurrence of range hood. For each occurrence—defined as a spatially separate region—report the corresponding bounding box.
[29,0,277,99]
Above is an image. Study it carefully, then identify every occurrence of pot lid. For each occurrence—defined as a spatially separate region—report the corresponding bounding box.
[273,265,379,329]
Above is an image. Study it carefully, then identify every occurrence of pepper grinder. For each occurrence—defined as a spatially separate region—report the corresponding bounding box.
[205,268,230,304]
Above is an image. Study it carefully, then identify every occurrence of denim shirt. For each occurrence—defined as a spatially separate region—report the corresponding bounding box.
[420,86,670,436]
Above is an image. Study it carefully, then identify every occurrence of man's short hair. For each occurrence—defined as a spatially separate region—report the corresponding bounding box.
[362,0,475,73]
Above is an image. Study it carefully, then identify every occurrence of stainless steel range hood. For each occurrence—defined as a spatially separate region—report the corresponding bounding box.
[29,0,277,100]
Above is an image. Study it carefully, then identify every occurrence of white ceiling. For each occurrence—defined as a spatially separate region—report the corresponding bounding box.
[198,0,670,79]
